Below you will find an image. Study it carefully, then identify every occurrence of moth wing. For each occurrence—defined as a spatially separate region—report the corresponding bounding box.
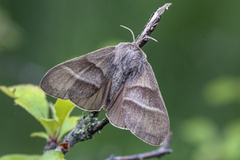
[122,62,169,146]
[40,46,116,111]
[106,85,127,129]
[70,78,112,111]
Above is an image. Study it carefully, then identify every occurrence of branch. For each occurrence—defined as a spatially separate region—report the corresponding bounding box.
[136,3,172,48]
[106,132,173,160]
[88,117,109,135]
[44,3,172,155]
[54,111,109,154]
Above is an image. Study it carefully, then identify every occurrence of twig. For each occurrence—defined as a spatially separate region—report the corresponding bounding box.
[88,117,109,135]
[43,139,57,153]
[45,3,172,155]
[106,132,173,160]
[136,3,172,48]
[54,111,109,154]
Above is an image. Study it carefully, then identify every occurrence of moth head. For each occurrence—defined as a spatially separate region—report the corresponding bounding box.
[120,25,158,47]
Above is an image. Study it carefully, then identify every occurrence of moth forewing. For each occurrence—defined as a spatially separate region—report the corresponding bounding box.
[40,46,116,111]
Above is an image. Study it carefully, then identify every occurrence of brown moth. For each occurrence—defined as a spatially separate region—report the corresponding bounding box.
[40,26,169,146]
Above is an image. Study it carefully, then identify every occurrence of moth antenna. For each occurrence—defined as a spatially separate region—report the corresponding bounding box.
[137,35,158,46]
[120,25,135,42]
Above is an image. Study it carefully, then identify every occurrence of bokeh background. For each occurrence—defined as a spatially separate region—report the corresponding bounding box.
[0,0,240,160]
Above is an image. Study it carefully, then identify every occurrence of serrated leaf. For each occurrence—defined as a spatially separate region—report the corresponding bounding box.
[54,99,75,128]
[30,132,49,139]
[0,84,48,121]
[40,118,59,138]
[0,154,41,160]
[39,150,65,160]
[58,116,80,141]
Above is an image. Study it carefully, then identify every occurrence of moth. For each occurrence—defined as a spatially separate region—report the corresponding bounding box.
[40,25,169,146]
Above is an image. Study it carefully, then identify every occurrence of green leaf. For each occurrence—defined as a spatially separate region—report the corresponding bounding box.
[222,121,240,159]
[40,118,59,138]
[181,117,218,144]
[58,116,80,141]
[30,132,49,139]
[0,154,41,160]
[0,151,65,160]
[49,102,58,121]
[203,77,240,106]
[54,99,75,129]
[0,86,16,98]
[0,84,48,121]
[39,150,65,160]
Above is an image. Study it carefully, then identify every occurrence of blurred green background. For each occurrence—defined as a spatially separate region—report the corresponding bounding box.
[0,0,240,160]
